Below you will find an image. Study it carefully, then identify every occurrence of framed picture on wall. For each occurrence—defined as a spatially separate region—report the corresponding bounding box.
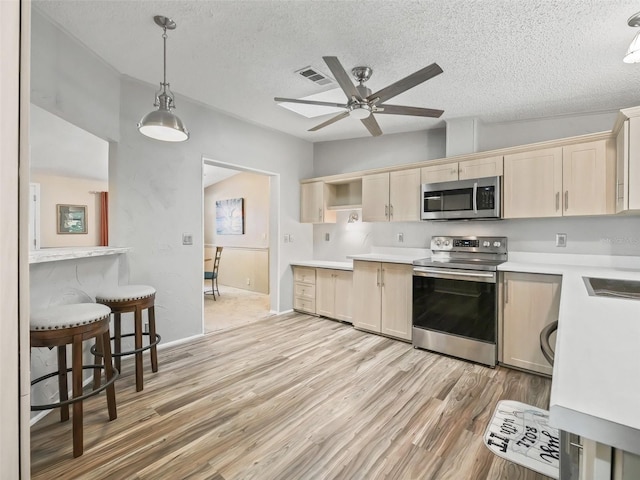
[216,198,244,235]
[57,204,87,234]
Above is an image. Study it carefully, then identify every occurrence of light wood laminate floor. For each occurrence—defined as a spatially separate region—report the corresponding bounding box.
[31,312,552,480]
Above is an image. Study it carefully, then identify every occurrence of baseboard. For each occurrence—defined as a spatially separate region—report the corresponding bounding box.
[273,309,292,315]
[157,333,204,350]
[30,375,95,426]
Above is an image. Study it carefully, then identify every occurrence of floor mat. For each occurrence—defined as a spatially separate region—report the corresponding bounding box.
[484,400,560,479]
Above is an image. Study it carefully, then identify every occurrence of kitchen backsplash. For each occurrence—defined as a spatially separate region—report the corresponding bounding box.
[313,211,640,261]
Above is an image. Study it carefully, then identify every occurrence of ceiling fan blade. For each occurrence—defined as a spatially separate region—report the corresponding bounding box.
[376,104,444,118]
[323,56,361,100]
[361,115,382,137]
[308,111,350,131]
[367,63,443,105]
[274,97,347,108]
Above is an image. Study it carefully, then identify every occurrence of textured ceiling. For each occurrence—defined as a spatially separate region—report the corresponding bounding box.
[34,0,640,143]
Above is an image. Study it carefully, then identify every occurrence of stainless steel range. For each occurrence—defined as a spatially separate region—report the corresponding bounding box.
[412,236,507,367]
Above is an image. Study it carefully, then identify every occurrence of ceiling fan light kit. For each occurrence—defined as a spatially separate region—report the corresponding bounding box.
[275,56,444,137]
[138,15,190,142]
[623,11,640,63]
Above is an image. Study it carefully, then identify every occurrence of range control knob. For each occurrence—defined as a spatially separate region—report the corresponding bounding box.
[434,239,442,247]
[444,240,450,247]
[493,241,501,247]
[483,241,491,247]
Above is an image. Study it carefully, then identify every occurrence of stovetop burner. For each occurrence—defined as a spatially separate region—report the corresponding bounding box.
[413,236,508,272]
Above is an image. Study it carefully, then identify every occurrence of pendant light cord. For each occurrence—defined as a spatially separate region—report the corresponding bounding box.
[162,27,168,91]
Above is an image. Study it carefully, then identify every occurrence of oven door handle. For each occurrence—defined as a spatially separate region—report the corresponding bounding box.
[413,267,496,283]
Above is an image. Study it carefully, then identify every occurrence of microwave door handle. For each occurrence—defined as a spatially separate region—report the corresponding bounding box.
[472,182,478,214]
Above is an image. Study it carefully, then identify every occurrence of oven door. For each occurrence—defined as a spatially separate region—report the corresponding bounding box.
[412,266,498,365]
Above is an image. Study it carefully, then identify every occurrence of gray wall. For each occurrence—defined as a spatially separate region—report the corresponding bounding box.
[313,128,446,177]
[31,11,314,347]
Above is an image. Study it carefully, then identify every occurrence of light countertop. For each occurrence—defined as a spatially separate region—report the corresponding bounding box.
[348,253,420,264]
[29,246,131,264]
[500,252,640,455]
[291,260,353,271]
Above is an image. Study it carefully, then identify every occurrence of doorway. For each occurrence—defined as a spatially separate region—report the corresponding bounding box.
[202,158,278,333]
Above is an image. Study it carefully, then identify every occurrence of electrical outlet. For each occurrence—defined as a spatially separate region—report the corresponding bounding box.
[246,278,251,286]
[284,234,289,243]
[289,234,294,242]
[143,322,149,334]
[325,233,330,241]
[182,233,193,245]
[397,233,404,243]
[556,233,567,247]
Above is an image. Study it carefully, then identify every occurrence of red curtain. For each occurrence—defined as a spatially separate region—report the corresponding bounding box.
[99,191,109,246]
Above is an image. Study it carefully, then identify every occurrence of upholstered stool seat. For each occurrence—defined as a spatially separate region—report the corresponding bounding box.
[94,285,160,392]
[30,303,118,458]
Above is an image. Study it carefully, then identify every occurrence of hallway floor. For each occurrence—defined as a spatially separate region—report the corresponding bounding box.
[204,284,273,333]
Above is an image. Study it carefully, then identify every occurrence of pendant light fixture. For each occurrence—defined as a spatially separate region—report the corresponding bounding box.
[624,11,640,64]
[137,15,189,142]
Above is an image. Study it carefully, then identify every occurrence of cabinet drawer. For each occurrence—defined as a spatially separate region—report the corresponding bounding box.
[294,297,316,314]
[295,282,315,299]
[294,267,316,285]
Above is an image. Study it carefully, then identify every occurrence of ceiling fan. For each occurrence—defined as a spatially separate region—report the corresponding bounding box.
[275,56,444,137]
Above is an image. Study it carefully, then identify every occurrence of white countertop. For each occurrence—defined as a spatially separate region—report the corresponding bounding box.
[291,260,353,271]
[500,252,640,454]
[348,253,419,264]
[29,246,131,264]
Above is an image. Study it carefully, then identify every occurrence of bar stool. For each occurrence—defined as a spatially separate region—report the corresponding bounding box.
[30,303,118,458]
[94,285,160,392]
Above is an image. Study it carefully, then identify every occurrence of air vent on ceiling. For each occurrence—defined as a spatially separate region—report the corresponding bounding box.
[295,66,335,86]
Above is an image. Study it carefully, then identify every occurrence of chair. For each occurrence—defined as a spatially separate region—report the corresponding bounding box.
[205,246,223,300]
[30,303,118,457]
[93,285,160,392]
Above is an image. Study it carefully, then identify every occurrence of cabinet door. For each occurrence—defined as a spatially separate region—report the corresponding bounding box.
[628,117,640,210]
[421,163,458,184]
[459,156,504,180]
[502,272,561,376]
[352,261,382,333]
[389,168,420,222]
[300,182,324,223]
[563,140,612,216]
[380,263,413,341]
[362,172,390,222]
[616,120,629,213]
[503,147,563,218]
[315,269,335,318]
[333,270,353,323]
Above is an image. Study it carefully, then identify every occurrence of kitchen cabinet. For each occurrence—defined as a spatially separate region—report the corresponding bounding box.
[501,272,561,376]
[293,266,316,314]
[362,168,420,222]
[421,156,504,184]
[300,182,336,224]
[352,261,412,341]
[316,268,353,323]
[503,140,614,219]
[614,115,640,213]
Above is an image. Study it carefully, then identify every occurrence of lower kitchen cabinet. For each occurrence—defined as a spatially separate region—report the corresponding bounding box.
[316,268,353,323]
[501,271,561,376]
[293,266,316,314]
[352,260,412,341]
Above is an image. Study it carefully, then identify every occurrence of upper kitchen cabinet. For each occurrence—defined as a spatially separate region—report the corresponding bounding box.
[300,181,332,224]
[300,178,362,223]
[421,156,503,184]
[613,107,640,213]
[362,168,420,222]
[503,139,614,219]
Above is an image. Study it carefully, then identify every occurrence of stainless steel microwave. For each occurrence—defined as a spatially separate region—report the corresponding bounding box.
[421,176,501,220]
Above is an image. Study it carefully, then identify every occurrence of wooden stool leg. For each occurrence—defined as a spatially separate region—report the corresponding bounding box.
[57,345,69,422]
[134,307,144,392]
[72,334,83,457]
[148,305,158,373]
[93,336,103,389]
[102,329,117,421]
[114,313,121,373]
